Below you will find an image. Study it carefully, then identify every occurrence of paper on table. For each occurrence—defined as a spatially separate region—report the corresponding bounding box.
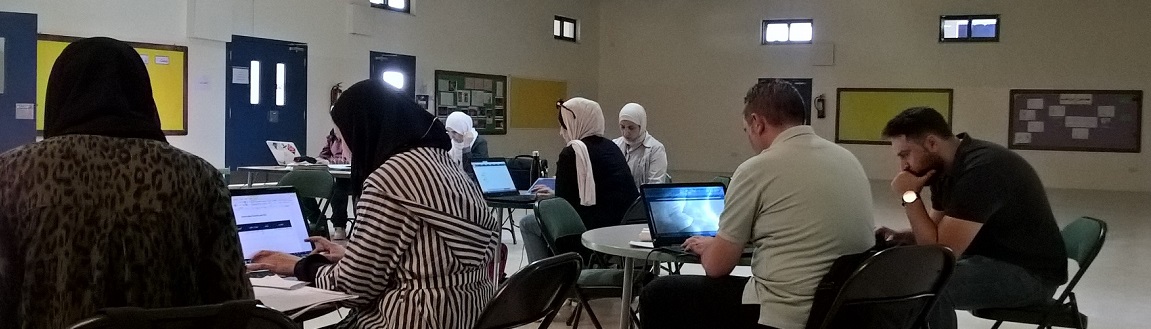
[1048,105,1066,117]
[1065,116,1098,128]
[1014,132,1032,144]
[1026,98,1044,110]
[1027,121,1045,133]
[254,286,356,318]
[1072,128,1090,140]
[1019,110,1037,121]
[1098,106,1116,118]
[251,276,308,290]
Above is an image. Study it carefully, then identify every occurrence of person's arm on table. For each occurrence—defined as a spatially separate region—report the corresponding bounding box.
[684,168,756,278]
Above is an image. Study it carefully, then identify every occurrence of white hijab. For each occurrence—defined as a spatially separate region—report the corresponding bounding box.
[619,103,648,145]
[560,97,605,206]
[445,111,478,163]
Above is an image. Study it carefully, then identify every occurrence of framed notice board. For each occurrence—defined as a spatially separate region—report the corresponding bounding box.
[1008,89,1142,153]
[434,70,508,135]
[36,34,188,135]
[836,88,953,144]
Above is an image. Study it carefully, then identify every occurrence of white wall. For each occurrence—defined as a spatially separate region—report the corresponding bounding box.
[597,0,1151,191]
[1,0,599,167]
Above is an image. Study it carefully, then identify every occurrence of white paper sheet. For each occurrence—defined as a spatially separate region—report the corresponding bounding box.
[495,82,504,97]
[1060,94,1093,105]
[438,92,455,106]
[253,286,356,318]
[1019,110,1037,121]
[232,67,250,84]
[456,91,471,106]
[1048,105,1066,117]
[1014,132,1032,144]
[1071,128,1090,140]
[15,103,34,120]
[1026,98,1044,110]
[1098,106,1116,118]
[438,79,450,91]
[1065,116,1099,128]
[1027,121,1045,133]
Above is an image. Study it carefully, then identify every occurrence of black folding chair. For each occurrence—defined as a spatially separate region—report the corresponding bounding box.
[472,253,583,329]
[67,300,299,329]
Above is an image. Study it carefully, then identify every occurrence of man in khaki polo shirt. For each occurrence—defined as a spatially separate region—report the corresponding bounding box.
[640,80,875,329]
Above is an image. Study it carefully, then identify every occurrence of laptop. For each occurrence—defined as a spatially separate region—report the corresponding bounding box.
[532,177,556,191]
[470,158,538,203]
[230,187,315,264]
[265,141,302,165]
[641,182,727,248]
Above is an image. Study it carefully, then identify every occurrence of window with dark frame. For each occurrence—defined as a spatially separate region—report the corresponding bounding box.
[369,0,409,13]
[761,19,813,45]
[554,16,578,42]
[940,15,999,42]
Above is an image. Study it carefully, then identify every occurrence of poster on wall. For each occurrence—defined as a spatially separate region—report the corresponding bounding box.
[1008,89,1142,153]
[434,70,508,135]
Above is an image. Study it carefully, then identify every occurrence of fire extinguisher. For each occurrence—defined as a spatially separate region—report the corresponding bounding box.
[330,83,343,107]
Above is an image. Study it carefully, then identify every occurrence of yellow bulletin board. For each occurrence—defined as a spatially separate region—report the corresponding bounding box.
[36,34,188,135]
[836,88,953,144]
[508,77,567,129]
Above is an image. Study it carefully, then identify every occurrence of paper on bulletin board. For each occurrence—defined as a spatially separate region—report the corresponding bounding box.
[155,56,170,65]
[455,90,471,106]
[1048,105,1066,117]
[1060,94,1093,105]
[1065,116,1098,128]
[1071,128,1090,140]
[1013,132,1032,144]
[438,80,449,91]
[1026,99,1044,110]
[495,82,504,97]
[438,92,455,106]
[1018,110,1036,121]
[1098,106,1116,118]
[1027,121,1045,133]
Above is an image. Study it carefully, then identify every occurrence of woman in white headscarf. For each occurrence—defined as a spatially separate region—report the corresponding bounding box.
[519,97,639,262]
[613,103,669,187]
[444,111,489,170]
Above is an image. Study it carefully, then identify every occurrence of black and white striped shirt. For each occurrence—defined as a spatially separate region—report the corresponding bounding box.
[312,147,500,329]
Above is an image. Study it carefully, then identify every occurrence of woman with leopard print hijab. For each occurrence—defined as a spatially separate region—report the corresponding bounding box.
[0,37,252,329]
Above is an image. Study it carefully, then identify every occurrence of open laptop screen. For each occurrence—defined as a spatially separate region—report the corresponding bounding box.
[230,188,313,262]
[643,184,726,240]
[470,159,518,194]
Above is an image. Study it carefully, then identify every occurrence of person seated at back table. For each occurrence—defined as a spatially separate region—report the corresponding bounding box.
[519,97,639,262]
[639,80,875,329]
[445,111,489,179]
[877,107,1067,329]
[312,124,353,240]
[613,102,669,186]
[0,37,251,329]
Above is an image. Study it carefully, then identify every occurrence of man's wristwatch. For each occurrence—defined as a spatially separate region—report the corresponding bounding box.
[901,190,920,206]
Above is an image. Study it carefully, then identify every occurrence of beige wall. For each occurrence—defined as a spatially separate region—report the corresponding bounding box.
[597,0,1151,191]
[1,0,598,166]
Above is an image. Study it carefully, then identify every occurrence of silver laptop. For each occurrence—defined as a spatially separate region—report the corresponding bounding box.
[265,141,302,165]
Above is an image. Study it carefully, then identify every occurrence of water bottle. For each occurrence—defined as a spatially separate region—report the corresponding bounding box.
[531,151,541,182]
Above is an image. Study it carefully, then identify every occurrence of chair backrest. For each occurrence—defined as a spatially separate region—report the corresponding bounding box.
[712,176,731,187]
[277,170,335,199]
[1056,216,1107,302]
[506,156,536,190]
[533,198,591,259]
[619,197,648,225]
[810,245,956,329]
[472,253,583,329]
[67,300,299,329]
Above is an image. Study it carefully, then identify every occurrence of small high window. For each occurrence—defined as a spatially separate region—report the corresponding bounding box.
[762,19,813,44]
[554,16,578,42]
[940,15,999,42]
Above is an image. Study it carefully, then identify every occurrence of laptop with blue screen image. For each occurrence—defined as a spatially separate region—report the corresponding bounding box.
[229,187,315,266]
[641,182,727,248]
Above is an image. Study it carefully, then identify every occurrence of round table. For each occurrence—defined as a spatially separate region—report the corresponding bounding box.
[581,224,696,329]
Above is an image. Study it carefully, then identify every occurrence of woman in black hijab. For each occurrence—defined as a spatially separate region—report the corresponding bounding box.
[251,80,499,329]
[0,37,251,329]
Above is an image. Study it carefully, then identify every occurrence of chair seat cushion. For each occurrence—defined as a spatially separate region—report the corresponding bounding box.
[578,269,626,287]
[970,303,1087,328]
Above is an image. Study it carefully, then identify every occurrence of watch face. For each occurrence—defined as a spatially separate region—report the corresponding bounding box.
[902,191,918,203]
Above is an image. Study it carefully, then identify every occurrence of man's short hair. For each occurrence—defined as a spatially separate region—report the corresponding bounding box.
[881,107,954,140]
[743,79,806,126]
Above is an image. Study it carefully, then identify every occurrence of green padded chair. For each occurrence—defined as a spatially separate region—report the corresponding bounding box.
[277,170,336,236]
[534,198,648,329]
[970,217,1108,329]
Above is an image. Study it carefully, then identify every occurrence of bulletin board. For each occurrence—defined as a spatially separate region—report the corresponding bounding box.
[509,77,567,129]
[836,88,953,144]
[36,34,188,135]
[1008,89,1142,153]
[434,70,507,135]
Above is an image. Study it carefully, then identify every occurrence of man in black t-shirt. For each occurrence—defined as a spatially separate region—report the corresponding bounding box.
[877,107,1067,329]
